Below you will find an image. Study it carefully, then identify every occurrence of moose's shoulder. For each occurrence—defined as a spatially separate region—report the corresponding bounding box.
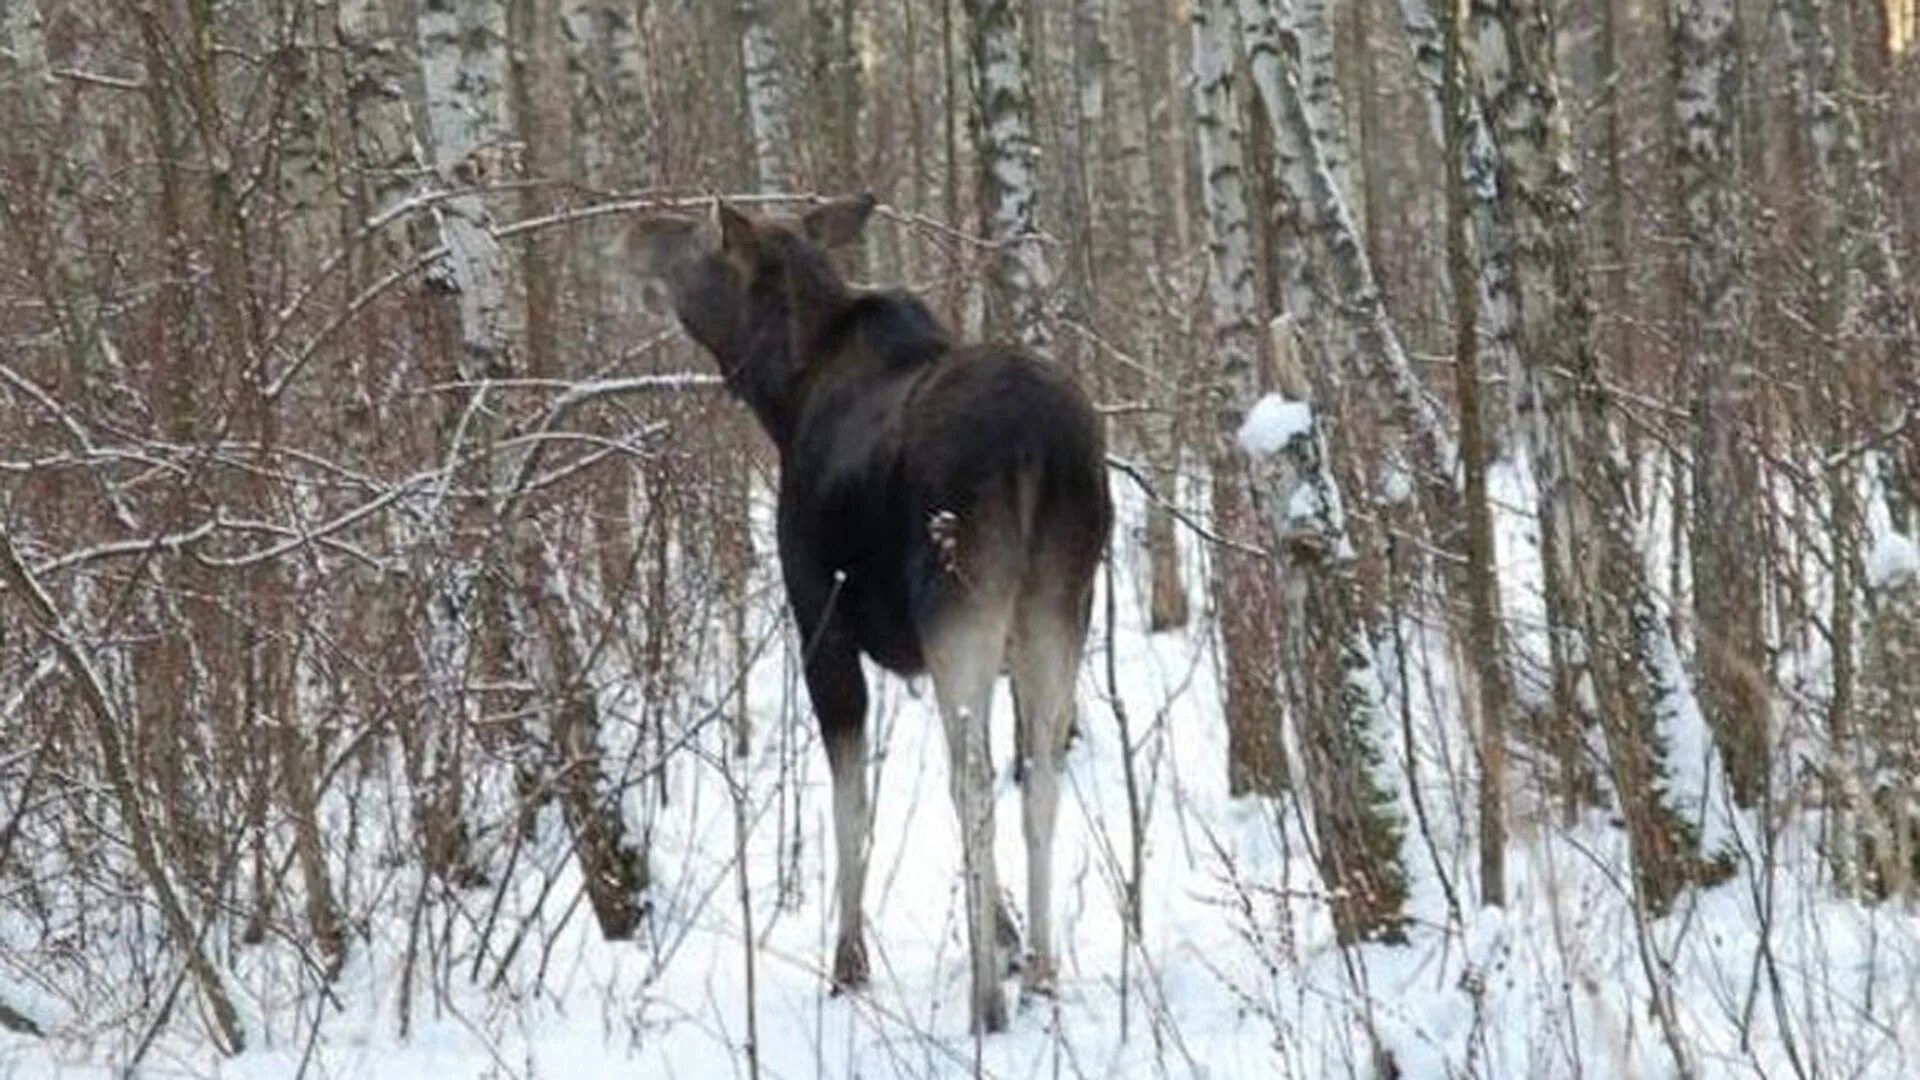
[827,289,951,369]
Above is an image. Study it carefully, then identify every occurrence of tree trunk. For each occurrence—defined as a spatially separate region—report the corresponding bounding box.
[1443,0,1510,908]
[1466,0,1735,910]
[1192,0,1288,796]
[1239,0,1463,564]
[1241,389,1412,945]
[417,0,521,883]
[740,0,797,190]
[1387,0,1524,450]
[1777,0,1917,888]
[965,0,1054,357]
[1672,0,1769,806]
[1114,0,1191,631]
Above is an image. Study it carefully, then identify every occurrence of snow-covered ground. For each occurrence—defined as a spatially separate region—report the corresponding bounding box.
[6,478,1920,1079]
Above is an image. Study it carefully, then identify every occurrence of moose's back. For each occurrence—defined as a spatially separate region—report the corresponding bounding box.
[782,295,1110,677]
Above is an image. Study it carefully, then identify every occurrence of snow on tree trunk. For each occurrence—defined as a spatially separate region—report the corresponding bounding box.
[740,0,795,191]
[1671,0,1768,806]
[1467,0,1735,909]
[1240,394,1411,944]
[966,0,1054,357]
[1192,0,1287,795]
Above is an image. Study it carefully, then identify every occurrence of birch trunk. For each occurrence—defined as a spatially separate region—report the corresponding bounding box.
[1777,0,1917,888]
[1672,0,1768,806]
[740,0,796,190]
[1240,391,1411,946]
[418,0,520,884]
[1467,0,1735,909]
[1293,0,1361,233]
[966,0,1054,357]
[1389,0,1523,446]
[560,0,656,599]
[339,0,427,279]
[1193,0,1287,795]
[1238,0,1462,553]
[518,0,650,933]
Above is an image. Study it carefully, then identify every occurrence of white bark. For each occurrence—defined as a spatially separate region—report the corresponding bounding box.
[1238,0,1460,519]
[1192,0,1261,420]
[338,0,425,276]
[739,0,794,191]
[1467,0,1736,875]
[1389,0,1522,436]
[966,0,1054,357]
[1240,392,1410,941]
[1198,0,1407,930]
[1291,0,1360,232]
[418,0,520,378]
[1673,0,1767,803]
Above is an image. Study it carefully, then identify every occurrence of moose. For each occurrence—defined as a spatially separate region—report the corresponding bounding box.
[637,195,1111,1032]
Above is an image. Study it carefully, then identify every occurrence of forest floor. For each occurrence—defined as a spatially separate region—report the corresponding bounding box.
[6,480,1919,1079]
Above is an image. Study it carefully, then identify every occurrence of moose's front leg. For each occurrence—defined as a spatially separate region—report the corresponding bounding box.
[784,559,872,992]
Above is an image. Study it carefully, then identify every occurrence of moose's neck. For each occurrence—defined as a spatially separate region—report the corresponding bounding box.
[737,274,856,452]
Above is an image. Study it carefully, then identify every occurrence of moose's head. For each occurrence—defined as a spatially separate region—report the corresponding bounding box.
[635,195,877,438]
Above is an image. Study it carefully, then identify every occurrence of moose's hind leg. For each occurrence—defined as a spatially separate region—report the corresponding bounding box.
[1008,591,1087,1002]
[923,595,1017,1034]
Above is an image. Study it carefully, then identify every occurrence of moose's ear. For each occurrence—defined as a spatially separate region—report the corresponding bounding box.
[801,193,878,249]
[632,213,707,278]
[716,200,760,261]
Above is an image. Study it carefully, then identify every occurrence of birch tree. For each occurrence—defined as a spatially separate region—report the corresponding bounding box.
[1192,0,1285,795]
[1194,0,1411,932]
[1292,0,1360,232]
[965,0,1054,356]
[740,0,796,191]
[1388,0,1524,444]
[1671,0,1768,805]
[1237,0,1460,541]
[416,0,522,886]
[1777,0,1918,886]
[1466,0,1734,908]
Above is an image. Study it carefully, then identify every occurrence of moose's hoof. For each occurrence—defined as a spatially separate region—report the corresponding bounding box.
[830,936,870,994]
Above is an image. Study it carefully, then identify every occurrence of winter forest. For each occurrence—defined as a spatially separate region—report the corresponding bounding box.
[2,0,1919,1074]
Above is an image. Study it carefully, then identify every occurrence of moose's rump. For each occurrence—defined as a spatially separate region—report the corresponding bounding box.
[878,347,1109,667]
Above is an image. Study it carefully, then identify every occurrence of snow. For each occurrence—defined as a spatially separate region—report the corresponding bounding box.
[1237,394,1313,457]
[9,478,1920,1078]
[1868,530,1919,591]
